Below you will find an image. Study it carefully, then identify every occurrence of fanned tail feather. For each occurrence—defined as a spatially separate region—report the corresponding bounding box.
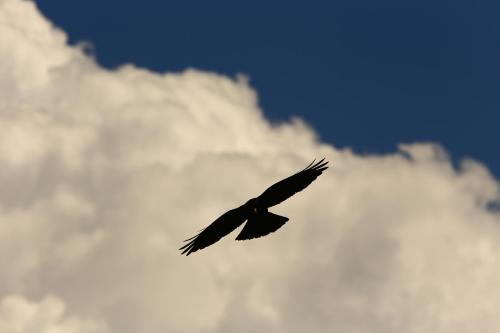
[236,212,289,241]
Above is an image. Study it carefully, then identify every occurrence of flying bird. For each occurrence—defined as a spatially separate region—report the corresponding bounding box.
[180,158,329,255]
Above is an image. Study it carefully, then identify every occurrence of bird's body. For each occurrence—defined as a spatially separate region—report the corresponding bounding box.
[180,158,328,255]
[245,198,263,214]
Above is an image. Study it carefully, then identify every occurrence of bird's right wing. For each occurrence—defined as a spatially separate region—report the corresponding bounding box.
[258,158,328,208]
[180,204,248,255]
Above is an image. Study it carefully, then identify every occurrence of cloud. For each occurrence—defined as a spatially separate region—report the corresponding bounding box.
[0,295,108,333]
[1,0,499,332]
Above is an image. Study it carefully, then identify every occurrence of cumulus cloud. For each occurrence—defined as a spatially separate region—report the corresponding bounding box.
[1,0,499,332]
[0,295,108,333]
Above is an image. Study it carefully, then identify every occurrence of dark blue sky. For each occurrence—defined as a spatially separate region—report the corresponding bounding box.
[35,0,500,178]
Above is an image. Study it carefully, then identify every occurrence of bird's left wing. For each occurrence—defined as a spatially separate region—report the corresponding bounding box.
[258,158,328,208]
[180,204,248,255]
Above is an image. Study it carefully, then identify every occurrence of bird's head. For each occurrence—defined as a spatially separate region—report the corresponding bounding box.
[245,198,258,207]
[245,198,261,213]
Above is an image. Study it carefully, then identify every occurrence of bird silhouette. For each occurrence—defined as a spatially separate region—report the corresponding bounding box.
[180,158,329,255]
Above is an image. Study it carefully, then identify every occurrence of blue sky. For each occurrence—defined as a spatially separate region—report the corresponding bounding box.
[36,0,500,177]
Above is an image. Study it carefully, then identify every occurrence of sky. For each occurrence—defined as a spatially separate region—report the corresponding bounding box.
[34,0,500,178]
[1,1,500,332]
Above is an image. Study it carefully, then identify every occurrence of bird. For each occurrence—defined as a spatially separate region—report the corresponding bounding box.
[179,158,329,255]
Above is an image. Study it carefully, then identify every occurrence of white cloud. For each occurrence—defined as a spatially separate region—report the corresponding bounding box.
[1,0,499,332]
[0,295,108,333]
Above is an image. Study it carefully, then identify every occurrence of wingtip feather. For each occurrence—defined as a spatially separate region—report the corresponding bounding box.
[308,158,328,171]
[179,242,192,250]
[183,234,198,242]
[181,243,195,255]
[303,159,316,170]
[303,158,331,171]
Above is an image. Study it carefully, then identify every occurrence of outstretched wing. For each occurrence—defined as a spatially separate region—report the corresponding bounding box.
[258,158,328,208]
[180,205,248,255]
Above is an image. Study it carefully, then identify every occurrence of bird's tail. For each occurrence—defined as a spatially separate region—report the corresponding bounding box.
[236,211,289,241]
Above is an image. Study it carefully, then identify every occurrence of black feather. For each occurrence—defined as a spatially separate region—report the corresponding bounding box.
[180,159,328,255]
